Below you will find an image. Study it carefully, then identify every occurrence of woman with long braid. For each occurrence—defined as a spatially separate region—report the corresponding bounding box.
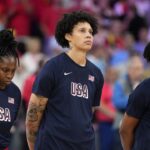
[0,29,21,150]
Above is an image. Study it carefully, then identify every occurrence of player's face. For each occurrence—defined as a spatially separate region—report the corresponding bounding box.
[66,22,94,52]
[0,56,17,89]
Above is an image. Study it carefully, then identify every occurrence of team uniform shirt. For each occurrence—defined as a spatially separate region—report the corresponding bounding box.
[126,78,150,150]
[32,53,104,150]
[0,82,21,150]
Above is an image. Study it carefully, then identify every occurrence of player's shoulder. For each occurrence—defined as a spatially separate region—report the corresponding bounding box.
[138,78,150,89]
[6,82,21,99]
[39,53,64,72]
[87,59,103,76]
[133,78,150,95]
[45,53,65,67]
[141,78,150,86]
[8,82,20,92]
[87,60,104,85]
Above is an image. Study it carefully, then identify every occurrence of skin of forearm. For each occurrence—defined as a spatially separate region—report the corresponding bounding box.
[26,96,47,150]
[26,120,38,150]
[120,129,134,150]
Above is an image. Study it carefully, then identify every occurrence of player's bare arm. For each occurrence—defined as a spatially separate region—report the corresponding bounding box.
[26,93,48,150]
[119,113,139,150]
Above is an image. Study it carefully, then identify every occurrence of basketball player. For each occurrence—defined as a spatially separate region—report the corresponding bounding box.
[26,11,104,150]
[119,42,150,150]
[0,29,21,150]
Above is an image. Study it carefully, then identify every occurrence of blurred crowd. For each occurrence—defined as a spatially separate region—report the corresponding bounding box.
[1,0,150,150]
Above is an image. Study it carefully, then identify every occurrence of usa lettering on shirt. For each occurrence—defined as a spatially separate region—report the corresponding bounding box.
[0,107,11,122]
[71,82,89,99]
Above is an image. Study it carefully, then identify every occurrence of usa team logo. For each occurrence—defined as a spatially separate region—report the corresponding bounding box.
[0,107,11,122]
[8,97,15,104]
[71,82,89,99]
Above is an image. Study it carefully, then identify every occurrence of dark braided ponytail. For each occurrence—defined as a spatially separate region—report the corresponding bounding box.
[0,29,19,65]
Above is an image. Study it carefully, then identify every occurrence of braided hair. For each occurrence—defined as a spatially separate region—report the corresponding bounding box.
[0,29,19,65]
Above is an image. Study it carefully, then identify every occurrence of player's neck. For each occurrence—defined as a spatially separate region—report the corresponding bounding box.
[67,49,87,67]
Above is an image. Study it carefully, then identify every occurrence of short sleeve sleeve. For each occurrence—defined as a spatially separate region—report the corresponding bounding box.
[32,61,55,98]
[126,84,148,119]
[92,71,104,106]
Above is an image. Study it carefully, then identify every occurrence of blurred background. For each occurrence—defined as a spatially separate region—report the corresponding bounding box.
[1,0,150,150]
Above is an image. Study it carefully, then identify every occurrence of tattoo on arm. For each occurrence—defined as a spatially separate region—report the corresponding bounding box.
[26,94,48,149]
[27,104,38,122]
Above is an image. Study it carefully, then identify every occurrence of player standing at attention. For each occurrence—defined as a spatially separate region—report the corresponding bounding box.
[0,29,21,150]
[119,42,150,150]
[26,10,104,150]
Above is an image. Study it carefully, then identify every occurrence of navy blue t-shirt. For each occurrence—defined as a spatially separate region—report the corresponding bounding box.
[32,53,104,150]
[126,78,150,150]
[0,82,21,149]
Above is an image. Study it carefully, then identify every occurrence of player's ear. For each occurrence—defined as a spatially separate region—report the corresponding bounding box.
[65,33,72,41]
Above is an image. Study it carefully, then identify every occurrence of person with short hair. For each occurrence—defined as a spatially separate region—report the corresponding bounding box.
[119,42,150,150]
[26,10,104,150]
[0,29,21,150]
